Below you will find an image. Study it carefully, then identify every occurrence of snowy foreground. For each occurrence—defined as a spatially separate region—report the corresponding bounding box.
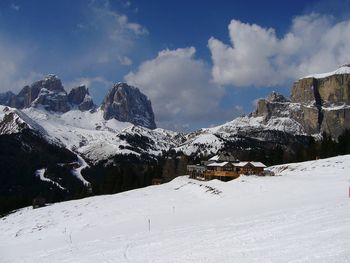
[1,156,350,262]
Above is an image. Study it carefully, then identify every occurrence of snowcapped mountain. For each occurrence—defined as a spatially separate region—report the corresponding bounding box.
[1,154,349,262]
[0,76,172,164]
[174,64,350,156]
[2,64,350,162]
[0,77,179,214]
[101,82,156,129]
[1,65,350,214]
[0,105,181,164]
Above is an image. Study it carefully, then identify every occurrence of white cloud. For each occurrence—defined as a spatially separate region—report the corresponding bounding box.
[209,13,350,87]
[88,0,147,40]
[67,0,147,69]
[125,47,227,130]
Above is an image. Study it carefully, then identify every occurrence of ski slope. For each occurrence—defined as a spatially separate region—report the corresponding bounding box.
[1,155,350,262]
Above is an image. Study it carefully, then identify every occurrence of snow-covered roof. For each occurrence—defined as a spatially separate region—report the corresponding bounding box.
[250,162,267,168]
[207,162,230,167]
[208,155,220,161]
[234,162,249,167]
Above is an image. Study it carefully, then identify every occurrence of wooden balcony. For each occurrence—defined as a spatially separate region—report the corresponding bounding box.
[204,170,240,179]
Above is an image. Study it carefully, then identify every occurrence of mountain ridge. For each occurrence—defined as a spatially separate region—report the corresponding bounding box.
[1,66,350,214]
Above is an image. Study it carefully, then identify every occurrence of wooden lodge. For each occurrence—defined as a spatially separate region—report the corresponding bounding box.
[186,153,267,181]
[205,162,239,181]
[234,161,266,175]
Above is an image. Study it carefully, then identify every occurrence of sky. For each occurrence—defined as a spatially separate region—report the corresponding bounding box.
[1,0,350,131]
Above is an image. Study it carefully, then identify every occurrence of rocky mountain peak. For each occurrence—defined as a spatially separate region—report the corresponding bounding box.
[254,92,291,120]
[267,92,289,103]
[6,74,70,112]
[68,85,95,111]
[101,82,156,129]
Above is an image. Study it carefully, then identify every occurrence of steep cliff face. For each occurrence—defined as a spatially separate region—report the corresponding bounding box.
[101,82,156,129]
[68,85,95,111]
[7,75,71,112]
[255,65,350,139]
[0,78,156,129]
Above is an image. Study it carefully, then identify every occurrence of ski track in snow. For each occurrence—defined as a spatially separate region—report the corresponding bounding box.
[35,168,66,191]
[1,155,350,262]
[71,154,90,186]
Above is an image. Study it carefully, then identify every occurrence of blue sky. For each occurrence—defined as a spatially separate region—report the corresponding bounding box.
[1,0,350,131]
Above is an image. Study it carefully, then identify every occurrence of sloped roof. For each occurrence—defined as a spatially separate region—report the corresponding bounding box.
[207,162,230,167]
[250,162,267,168]
[208,155,220,161]
[234,162,249,167]
[208,153,237,162]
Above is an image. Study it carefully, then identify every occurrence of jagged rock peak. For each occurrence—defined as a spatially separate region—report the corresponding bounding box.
[33,74,65,92]
[101,82,156,129]
[267,91,290,103]
[4,74,70,112]
[68,85,95,111]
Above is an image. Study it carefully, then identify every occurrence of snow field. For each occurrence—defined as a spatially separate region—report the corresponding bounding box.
[1,155,350,262]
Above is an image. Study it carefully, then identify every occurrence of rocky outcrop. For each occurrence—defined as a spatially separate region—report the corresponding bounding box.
[68,85,95,111]
[0,111,30,135]
[31,88,70,112]
[101,82,156,129]
[255,65,350,139]
[292,66,350,106]
[4,75,71,112]
[0,78,157,129]
[255,92,291,120]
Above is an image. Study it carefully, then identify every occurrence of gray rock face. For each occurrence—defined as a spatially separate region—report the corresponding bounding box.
[291,73,350,106]
[101,83,156,129]
[31,88,70,112]
[7,75,71,112]
[254,92,291,119]
[68,85,95,111]
[255,66,350,138]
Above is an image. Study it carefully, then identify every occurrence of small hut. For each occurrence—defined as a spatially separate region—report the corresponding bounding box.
[32,197,46,209]
[187,164,206,179]
[152,178,163,185]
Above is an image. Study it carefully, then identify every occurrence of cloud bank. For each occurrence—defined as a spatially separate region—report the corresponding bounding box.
[209,13,350,87]
[125,47,226,130]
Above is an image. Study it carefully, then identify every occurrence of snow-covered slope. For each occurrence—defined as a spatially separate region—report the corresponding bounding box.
[0,105,182,164]
[174,114,308,156]
[1,155,350,262]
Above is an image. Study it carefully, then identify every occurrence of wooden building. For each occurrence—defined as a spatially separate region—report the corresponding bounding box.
[235,161,266,175]
[32,197,46,209]
[152,178,163,185]
[187,154,267,182]
[187,164,206,179]
[204,162,239,181]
